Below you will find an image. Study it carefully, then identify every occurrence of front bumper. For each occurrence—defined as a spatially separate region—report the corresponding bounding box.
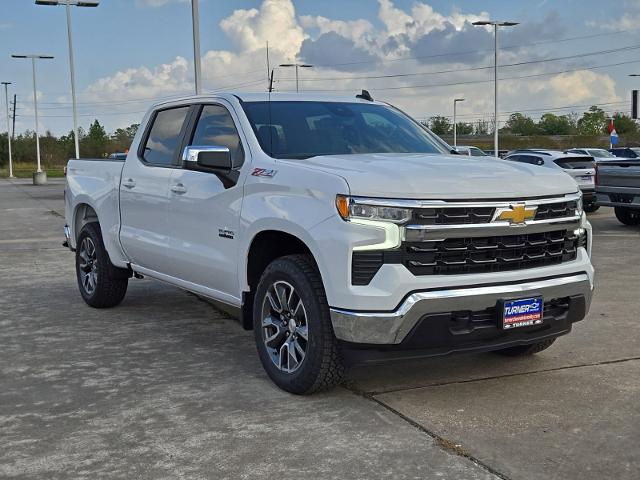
[330,273,592,345]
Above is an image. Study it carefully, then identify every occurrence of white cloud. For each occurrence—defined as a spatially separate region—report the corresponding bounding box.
[299,15,375,51]
[72,0,624,136]
[220,0,306,59]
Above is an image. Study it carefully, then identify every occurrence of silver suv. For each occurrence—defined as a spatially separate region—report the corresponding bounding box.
[504,149,598,212]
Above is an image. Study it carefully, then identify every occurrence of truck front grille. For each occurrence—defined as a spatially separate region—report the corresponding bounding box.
[351,230,579,285]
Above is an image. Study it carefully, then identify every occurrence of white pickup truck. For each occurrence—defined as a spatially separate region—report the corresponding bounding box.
[64,92,594,394]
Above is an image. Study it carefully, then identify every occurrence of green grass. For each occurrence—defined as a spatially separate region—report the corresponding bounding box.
[1,162,65,178]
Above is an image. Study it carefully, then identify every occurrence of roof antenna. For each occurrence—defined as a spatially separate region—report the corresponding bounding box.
[356,89,373,101]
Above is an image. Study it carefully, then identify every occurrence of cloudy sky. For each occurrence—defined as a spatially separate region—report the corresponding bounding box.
[1,0,639,135]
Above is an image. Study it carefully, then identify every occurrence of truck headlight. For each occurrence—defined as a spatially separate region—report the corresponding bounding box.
[336,195,412,224]
[575,195,583,216]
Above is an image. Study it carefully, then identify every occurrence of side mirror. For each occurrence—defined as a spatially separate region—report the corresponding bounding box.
[183,145,232,172]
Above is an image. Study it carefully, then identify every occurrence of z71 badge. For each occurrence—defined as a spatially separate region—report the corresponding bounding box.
[251,168,278,178]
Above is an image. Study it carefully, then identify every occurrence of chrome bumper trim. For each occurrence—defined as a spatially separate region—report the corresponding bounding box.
[330,273,593,345]
[348,192,581,209]
[404,217,582,241]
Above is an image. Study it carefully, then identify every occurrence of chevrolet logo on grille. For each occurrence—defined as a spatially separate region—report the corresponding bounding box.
[494,204,537,225]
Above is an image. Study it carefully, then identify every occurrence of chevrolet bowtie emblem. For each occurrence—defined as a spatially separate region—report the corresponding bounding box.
[494,204,537,225]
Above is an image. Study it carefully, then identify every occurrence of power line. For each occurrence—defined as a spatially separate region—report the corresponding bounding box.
[305,58,640,93]
[293,43,640,83]
[312,28,636,68]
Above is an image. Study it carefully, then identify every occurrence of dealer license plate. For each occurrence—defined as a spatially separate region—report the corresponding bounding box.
[502,297,543,330]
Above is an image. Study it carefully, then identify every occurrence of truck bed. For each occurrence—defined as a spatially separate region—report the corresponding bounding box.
[64,158,127,265]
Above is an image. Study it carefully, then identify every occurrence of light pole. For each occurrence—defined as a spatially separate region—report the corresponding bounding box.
[1,82,14,178]
[191,0,202,94]
[36,1,99,160]
[453,98,465,148]
[12,54,54,185]
[472,20,519,157]
[279,63,313,92]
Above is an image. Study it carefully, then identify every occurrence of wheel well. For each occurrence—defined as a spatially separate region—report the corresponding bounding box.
[74,204,99,242]
[242,230,313,330]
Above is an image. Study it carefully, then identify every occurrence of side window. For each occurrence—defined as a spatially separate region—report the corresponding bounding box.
[142,107,190,166]
[191,105,244,168]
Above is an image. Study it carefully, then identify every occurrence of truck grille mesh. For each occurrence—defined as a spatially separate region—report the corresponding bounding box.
[351,229,579,285]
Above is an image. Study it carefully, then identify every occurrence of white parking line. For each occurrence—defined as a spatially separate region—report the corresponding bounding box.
[0,237,61,244]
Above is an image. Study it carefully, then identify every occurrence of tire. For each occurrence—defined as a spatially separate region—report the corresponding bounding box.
[584,203,599,213]
[76,222,128,308]
[614,207,640,226]
[253,254,345,395]
[492,338,556,357]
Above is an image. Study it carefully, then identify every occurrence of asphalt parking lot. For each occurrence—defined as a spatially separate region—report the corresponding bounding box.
[1,178,639,480]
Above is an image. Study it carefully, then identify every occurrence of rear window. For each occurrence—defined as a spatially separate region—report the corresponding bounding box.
[553,157,594,169]
[142,106,190,166]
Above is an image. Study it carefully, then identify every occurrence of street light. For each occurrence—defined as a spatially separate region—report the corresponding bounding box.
[11,54,54,185]
[472,20,519,157]
[279,63,313,92]
[35,0,99,160]
[191,0,202,94]
[453,98,465,148]
[1,82,14,178]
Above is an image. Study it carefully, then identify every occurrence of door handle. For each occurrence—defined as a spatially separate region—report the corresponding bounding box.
[122,178,136,189]
[170,183,187,194]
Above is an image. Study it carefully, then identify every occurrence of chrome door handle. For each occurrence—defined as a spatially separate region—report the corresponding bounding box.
[170,183,187,194]
[122,178,136,189]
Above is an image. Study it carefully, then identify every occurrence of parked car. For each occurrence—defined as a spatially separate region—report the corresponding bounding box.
[609,147,640,158]
[565,148,618,159]
[455,145,488,156]
[108,153,128,160]
[596,158,640,225]
[503,149,598,212]
[64,93,594,394]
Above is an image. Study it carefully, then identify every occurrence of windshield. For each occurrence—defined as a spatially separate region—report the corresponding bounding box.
[242,101,449,159]
[589,149,615,158]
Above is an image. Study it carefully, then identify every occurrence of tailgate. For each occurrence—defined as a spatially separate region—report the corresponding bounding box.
[597,160,640,189]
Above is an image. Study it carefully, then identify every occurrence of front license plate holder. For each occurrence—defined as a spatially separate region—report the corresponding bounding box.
[499,296,543,330]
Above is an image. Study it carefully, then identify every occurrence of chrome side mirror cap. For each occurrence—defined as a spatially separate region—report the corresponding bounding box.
[182,145,232,172]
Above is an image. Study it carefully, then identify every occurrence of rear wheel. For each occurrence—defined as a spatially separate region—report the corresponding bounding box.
[614,207,640,226]
[253,254,345,394]
[76,223,128,308]
[493,338,556,357]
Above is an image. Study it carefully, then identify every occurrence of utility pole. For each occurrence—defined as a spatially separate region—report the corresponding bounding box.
[11,95,16,141]
[266,41,270,92]
[472,20,519,157]
[2,82,14,178]
[191,0,202,94]
[453,98,465,148]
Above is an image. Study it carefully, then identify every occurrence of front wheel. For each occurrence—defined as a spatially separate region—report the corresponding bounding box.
[253,254,345,394]
[76,223,128,308]
[614,207,640,226]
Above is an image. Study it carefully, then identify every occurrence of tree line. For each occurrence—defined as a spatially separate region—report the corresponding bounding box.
[424,106,635,137]
[0,120,139,167]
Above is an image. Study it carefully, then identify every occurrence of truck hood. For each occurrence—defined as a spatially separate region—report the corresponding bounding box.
[297,153,578,199]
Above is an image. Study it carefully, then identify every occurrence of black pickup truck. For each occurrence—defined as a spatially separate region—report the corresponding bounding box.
[596,159,640,225]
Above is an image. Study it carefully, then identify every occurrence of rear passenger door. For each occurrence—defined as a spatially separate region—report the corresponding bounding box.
[165,102,249,304]
[119,106,190,273]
